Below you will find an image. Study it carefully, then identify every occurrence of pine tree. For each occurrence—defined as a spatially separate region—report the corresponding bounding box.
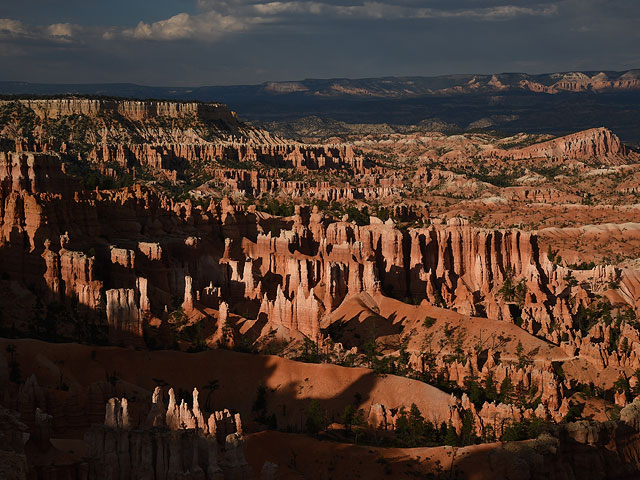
[305,400,323,434]
[499,377,515,404]
[438,421,448,443]
[485,372,498,402]
[444,422,459,446]
[395,407,411,445]
[408,403,425,441]
[460,409,477,446]
[342,404,356,431]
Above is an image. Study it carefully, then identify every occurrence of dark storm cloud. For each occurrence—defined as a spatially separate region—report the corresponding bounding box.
[0,0,638,85]
[118,1,559,41]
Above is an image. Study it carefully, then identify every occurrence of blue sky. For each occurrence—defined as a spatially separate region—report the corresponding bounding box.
[1,0,638,85]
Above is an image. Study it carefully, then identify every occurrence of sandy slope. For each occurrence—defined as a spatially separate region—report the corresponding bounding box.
[245,430,518,480]
[325,293,567,363]
[0,338,456,429]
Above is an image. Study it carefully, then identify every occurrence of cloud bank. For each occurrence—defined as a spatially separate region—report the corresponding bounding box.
[1,1,561,43]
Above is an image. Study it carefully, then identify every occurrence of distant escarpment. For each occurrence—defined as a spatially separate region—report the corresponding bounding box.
[4,70,640,143]
[6,98,240,124]
[3,70,640,100]
[0,98,368,184]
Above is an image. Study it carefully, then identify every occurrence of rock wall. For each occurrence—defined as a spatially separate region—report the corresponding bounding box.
[85,386,251,480]
[5,99,238,125]
[505,127,626,161]
[1,152,640,355]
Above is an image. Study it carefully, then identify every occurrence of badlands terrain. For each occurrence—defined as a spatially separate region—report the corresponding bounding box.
[2,96,640,479]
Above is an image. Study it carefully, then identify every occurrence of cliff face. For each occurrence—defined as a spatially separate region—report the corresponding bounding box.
[512,71,640,95]
[3,149,640,402]
[5,99,239,125]
[0,151,80,195]
[1,98,368,185]
[1,151,639,353]
[505,127,628,162]
[89,142,364,174]
[84,387,251,480]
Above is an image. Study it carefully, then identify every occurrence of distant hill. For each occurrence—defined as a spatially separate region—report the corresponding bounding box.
[2,70,640,143]
[2,70,640,99]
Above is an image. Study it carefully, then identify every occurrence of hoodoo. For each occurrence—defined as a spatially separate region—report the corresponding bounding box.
[3,65,640,480]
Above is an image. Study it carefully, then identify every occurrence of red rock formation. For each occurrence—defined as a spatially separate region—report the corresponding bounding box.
[85,386,250,480]
[10,98,239,125]
[4,97,640,470]
[503,127,630,163]
[2,152,630,357]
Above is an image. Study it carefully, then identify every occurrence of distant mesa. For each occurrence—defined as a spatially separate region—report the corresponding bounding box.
[263,81,309,94]
[2,69,640,100]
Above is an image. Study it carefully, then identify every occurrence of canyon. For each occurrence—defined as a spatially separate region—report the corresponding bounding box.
[2,97,640,479]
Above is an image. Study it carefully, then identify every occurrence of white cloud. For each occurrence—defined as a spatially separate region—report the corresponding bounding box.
[47,23,75,41]
[0,18,27,37]
[122,10,266,41]
[0,18,84,43]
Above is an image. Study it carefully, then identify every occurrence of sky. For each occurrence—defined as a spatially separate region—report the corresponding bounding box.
[0,0,639,86]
